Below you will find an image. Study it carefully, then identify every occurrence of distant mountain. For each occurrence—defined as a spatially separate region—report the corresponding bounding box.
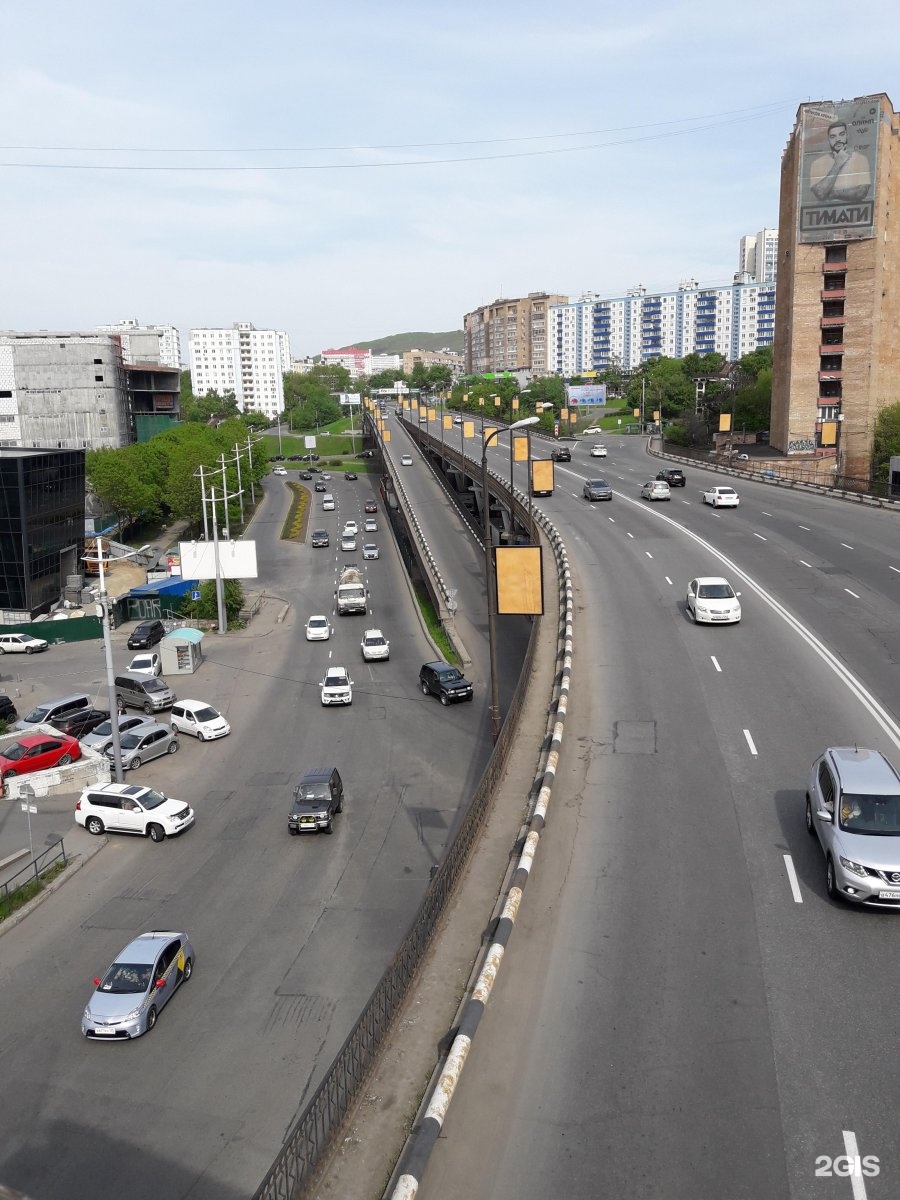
[340,331,464,355]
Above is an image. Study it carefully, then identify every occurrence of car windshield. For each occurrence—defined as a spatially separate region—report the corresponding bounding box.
[120,733,144,749]
[100,962,153,994]
[326,673,348,686]
[143,679,166,693]
[193,707,219,722]
[2,743,28,761]
[93,720,114,736]
[366,636,386,646]
[838,793,900,835]
[697,584,735,599]
[137,788,167,810]
[295,785,328,802]
[23,705,51,723]
[438,668,462,682]
[590,480,608,488]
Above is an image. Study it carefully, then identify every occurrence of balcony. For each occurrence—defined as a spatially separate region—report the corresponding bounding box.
[819,343,844,355]
[822,261,847,274]
[818,370,843,382]
[820,315,846,327]
[820,289,846,301]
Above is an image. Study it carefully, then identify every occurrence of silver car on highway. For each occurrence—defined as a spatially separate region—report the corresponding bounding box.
[82,930,194,1039]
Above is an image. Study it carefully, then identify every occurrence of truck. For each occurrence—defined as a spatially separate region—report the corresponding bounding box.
[336,565,367,616]
[530,459,555,497]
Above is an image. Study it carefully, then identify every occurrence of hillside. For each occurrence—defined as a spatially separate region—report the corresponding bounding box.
[340,330,464,355]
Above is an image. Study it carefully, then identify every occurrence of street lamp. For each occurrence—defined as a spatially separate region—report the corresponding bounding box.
[482,415,539,743]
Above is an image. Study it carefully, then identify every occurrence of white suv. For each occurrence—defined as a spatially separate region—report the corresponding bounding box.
[320,666,353,706]
[76,783,194,842]
[361,629,390,661]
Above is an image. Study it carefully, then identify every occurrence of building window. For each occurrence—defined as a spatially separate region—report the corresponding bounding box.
[95,375,103,382]
[824,244,847,263]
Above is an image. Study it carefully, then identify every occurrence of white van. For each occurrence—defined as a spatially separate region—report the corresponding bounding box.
[322,494,335,510]
[170,699,231,741]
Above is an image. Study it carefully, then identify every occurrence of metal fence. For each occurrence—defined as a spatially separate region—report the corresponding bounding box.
[1,838,68,908]
[252,518,549,1200]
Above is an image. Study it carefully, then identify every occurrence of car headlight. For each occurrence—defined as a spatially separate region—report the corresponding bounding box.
[839,856,868,878]
[317,810,329,819]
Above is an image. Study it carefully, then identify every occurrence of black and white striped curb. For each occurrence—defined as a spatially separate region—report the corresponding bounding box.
[389,508,573,1200]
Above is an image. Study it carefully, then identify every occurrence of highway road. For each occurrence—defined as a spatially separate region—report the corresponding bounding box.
[413,431,900,1200]
[0,464,529,1200]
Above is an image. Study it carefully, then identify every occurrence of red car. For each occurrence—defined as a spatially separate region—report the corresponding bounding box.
[0,733,81,779]
[364,500,378,513]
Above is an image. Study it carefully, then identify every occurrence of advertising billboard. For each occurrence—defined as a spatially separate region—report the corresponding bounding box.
[179,540,259,580]
[798,98,880,243]
[566,384,607,406]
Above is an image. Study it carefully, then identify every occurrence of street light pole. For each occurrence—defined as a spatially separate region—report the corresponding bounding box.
[482,416,539,743]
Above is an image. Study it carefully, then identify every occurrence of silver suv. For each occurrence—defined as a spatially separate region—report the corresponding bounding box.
[806,747,900,907]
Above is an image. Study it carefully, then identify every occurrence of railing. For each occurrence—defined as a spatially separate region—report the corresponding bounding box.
[1,839,67,908]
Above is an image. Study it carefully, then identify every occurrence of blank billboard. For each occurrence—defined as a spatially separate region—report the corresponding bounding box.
[179,540,259,580]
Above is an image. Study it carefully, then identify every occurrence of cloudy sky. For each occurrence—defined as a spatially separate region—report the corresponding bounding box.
[1,1,897,358]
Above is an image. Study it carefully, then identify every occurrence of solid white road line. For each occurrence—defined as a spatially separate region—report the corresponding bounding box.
[743,729,758,756]
[626,532,634,539]
[798,560,813,569]
[783,855,802,903]
[761,511,772,517]
[665,576,673,586]
[798,524,810,530]
[890,565,900,574]
[710,656,722,672]
[845,588,860,599]
[645,551,653,559]
[841,543,854,550]
[842,1130,869,1200]
[608,517,615,522]
[753,532,767,541]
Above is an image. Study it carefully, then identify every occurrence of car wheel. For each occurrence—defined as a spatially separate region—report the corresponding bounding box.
[148,822,165,843]
[130,755,142,770]
[335,798,343,814]
[805,797,816,836]
[324,817,334,834]
[143,701,154,714]
[86,815,104,835]
[145,1006,157,1032]
[288,827,299,836]
[167,740,178,754]
[713,499,719,508]
[0,647,5,654]
[182,957,193,982]
[3,768,16,779]
[421,680,430,695]
[59,753,73,765]
[26,646,34,654]
[825,856,840,901]
[440,693,449,706]
[197,731,206,742]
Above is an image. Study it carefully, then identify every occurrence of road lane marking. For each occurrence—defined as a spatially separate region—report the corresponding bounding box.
[753,532,767,541]
[845,588,860,599]
[710,656,722,672]
[890,565,900,574]
[842,1131,869,1199]
[799,560,812,568]
[664,576,673,585]
[783,855,802,903]
[608,517,615,522]
[645,551,653,559]
[743,729,758,756]
[761,511,772,517]
[841,543,854,550]
[626,532,634,539]
[798,524,810,530]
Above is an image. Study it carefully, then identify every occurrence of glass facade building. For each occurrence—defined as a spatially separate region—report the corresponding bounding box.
[0,448,85,621]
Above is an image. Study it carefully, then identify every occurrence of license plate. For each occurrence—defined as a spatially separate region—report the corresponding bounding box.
[94,1028,115,1035]
[878,891,900,900]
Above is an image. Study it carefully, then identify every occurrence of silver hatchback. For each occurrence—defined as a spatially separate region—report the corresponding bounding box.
[82,930,193,1039]
[107,723,178,771]
[806,747,900,907]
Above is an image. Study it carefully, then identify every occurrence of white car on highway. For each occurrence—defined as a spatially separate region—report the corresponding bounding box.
[342,521,358,536]
[582,426,602,436]
[589,444,607,457]
[361,629,390,661]
[701,485,740,508]
[305,615,331,641]
[685,577,742,625]
[272,466,288,476]
[320,667,353,706]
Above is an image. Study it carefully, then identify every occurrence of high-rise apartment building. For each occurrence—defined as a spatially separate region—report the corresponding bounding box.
[738,229,779,283]
[96,318,182,368]
[189,322,291,420]
[547,278,776,376]
[770,93,899,478]
[464,293,566,375]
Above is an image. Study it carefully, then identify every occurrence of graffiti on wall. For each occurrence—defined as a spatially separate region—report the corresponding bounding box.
[788,438,816,454]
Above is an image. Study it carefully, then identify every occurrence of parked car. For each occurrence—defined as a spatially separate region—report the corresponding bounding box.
[656,468,686,486]
[271,454,285,461]
[363,543,379,560]
[320,667,353,706]
[115,672,176,714]
[0,693,19,723]
[0,732,81,779]
[170,700,230,741]
[81,929,194,1038]
[311,529,330,548]
[76,782,194,841]
[702,485,740,508]
[364,517,377,533]
[344,471,358,481]
[15,693,92,733]
[109,723,178,771]
[81,714,155,754]
[0,632,49,654]
[300,453,320,462]
[685,577,742,624]
[550,446,572,462]
[419,661,474,705]
[640,480,671,501]
[583,478,613,502]
[364,500,378,513]
[400,454,413,466]
[127,652,162,678]
[806,747,900,906]
[589,445,607,458]
[127,620,165,650]
[288,766,344,835]
[361,629,389,661]
[287,454,303,462]
[306,614,331,641]
[51,707,110,740]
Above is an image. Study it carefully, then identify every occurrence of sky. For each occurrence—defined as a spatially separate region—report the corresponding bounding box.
[1,1,898,359]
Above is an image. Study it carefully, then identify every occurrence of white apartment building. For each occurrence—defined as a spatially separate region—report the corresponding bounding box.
[190,322,291,420]
[738,229,779,284]
[548,278,776,375]
[320,348,371,379]
[96,318,182,368]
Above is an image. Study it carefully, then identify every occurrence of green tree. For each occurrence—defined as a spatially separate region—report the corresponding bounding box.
[872,402,900,483]
[87,445,160,532]
[195,578,245,625]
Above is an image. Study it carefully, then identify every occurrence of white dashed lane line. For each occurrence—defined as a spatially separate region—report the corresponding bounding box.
[783,855,803,903]
[753,532,767,541]
[798,524,810,530]
[664,576,673,586]
[845,588,861,599]
[799,560,813,569]
[743,729,758,756]
[710,656,722,672]
[841,543,854,550]
[761,511,773,517]
[645,551,653,559]
[890,565,900,574]
[626,532,634,539]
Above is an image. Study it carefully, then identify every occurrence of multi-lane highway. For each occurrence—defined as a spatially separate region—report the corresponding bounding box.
[412,430,899,1200]
[0,463,531,1200]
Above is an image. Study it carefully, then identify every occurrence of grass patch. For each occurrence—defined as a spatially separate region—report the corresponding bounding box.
[0,859,67,922]
[280,482,309,541]
[414,584,459,663]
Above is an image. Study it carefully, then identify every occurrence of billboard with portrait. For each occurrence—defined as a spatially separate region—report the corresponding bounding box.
[798,98,880,242]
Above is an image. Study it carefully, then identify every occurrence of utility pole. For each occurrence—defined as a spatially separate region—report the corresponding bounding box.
[209,487,227,636]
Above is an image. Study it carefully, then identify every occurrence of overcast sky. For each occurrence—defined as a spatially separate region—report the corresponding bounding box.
[1,1,897,358]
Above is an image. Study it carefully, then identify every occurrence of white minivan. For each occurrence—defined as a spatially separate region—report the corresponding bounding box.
[170,699,231,741]
[322,494,335,510]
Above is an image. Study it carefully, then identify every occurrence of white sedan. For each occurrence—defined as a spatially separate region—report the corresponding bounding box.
[701,485,740,508]
[686,577,742,624]
[360,629,390,661]
[342,521,359,536]
[127,652,162,677]
[0,632,49,654]
[272,466,288,476]
[305,615,331,641]
[582,426,602,436]
[589,444,607,458]
[400,454,413,466]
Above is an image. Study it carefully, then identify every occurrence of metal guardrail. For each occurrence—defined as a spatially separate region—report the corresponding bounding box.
[1,838,67,908]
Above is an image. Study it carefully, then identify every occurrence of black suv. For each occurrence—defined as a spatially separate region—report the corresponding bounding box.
[311,529,330,548]
[550,446,572,462]
[0,693,18,723]
[127,619,165,650]
[314,480,327,492]
[419,661,474,705]
[288,767,344,834]
[656,468,686,487]
[51,707,110,739]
